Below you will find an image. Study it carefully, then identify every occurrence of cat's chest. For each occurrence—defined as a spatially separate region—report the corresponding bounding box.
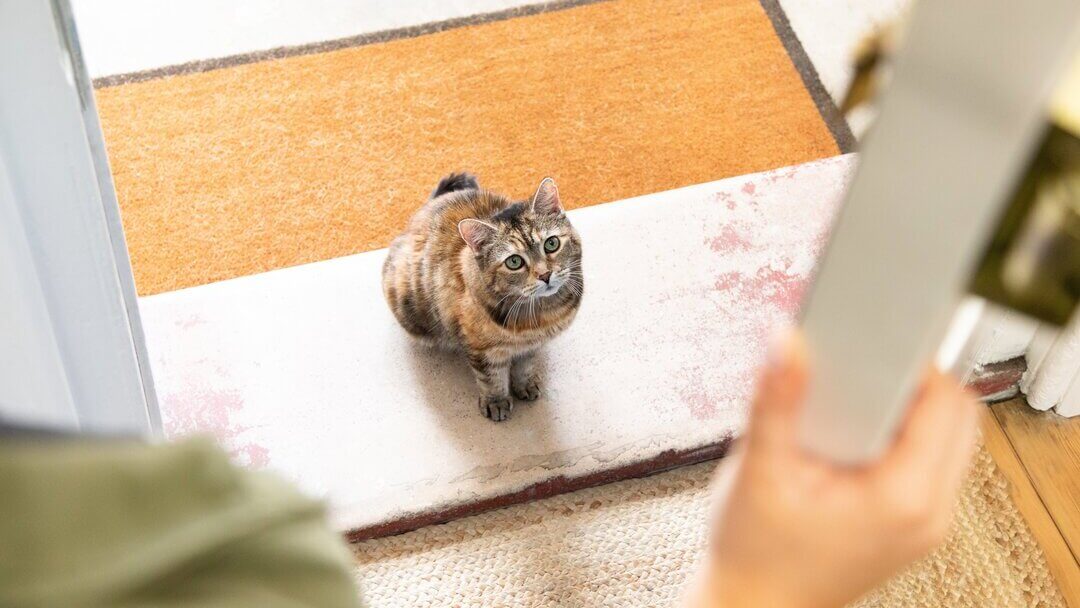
[502,306,577,344]
[458,291,579,352]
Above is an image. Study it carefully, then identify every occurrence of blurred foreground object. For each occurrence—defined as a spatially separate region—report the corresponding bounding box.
[839,18,904,116]
[0,432,359,608]
[971,52,1080,326]
[843,15,1080,418]
[800,0,1080,462]
[843,14,1080,326]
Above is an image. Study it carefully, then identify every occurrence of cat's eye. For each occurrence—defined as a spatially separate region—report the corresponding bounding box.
[544,236,561,254]
[504,254,525,270]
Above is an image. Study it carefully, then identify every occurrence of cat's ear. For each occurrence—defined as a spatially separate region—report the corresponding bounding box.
[458,219,497,252]
[531,177,563,216]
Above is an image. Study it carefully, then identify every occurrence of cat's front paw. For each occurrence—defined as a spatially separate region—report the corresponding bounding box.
[479,395,514,422]
[511,378,541,401]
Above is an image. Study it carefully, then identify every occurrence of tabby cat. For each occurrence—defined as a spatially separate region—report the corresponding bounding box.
[382,174,584,421]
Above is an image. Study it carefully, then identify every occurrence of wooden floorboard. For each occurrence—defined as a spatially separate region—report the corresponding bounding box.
[992,400,1080,561]
[984,398,1080,607]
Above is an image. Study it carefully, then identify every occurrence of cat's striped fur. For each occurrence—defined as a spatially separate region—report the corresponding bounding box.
[382,174,583,421]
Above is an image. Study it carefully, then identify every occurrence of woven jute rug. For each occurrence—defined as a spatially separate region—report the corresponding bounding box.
[351,446,1065,607]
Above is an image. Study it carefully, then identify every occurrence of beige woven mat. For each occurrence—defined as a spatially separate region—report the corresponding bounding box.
[352,446,1065,607]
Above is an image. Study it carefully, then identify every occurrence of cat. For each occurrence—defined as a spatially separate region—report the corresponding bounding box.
[382,173,583,421]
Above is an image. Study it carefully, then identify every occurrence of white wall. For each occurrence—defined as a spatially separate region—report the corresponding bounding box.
[71,0,549,78]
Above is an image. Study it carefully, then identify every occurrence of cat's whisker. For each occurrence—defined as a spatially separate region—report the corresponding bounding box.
[490,292,516,315]
[504,294,527,326]
[562,277,584,299]
[515,296,529,325]
[516,300,529,326]
[497,294,513,316]
[508,295,527,326]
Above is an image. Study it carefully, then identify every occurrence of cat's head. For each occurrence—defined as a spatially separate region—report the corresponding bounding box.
[458,178,582,302]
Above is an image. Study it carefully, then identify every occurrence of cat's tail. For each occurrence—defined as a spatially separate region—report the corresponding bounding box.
[431,172,479,199]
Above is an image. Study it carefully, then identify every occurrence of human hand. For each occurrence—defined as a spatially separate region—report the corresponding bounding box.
[687,330,981,608]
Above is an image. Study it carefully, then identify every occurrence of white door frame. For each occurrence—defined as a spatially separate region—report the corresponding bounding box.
[0,0,160,435]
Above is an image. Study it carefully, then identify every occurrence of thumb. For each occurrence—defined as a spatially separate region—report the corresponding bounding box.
[747,328,810,452]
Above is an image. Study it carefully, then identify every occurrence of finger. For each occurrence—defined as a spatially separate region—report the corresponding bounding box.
[708,445,745,498]
[747,329,810,454]
[877,369,967,484]
[935,384,981,500]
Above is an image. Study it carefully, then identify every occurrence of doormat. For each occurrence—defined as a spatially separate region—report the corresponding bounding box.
[94,0,850,295]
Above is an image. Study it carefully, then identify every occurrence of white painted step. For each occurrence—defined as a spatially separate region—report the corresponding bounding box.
[139,155,854,534]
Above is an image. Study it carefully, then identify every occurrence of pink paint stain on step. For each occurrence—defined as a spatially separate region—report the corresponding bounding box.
[707,224,753,252]
[687,169,822,420]
[764,164,801,184]
[675,363,752,422]
[163,385,270,469]
[676,367,717,421]
[713,265,809,314]
[714,191,738,210]
[174,313,205,329]
[674,266,808,421]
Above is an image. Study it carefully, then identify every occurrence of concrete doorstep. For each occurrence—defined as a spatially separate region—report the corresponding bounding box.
[140,155,855,538]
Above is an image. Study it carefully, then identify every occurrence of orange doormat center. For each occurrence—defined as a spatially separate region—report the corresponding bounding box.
[95,0,843,295]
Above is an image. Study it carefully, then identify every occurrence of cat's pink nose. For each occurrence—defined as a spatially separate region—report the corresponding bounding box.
[538,271,552,284]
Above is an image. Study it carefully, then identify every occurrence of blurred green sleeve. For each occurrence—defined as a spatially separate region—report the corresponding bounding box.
[0,435,361,608]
